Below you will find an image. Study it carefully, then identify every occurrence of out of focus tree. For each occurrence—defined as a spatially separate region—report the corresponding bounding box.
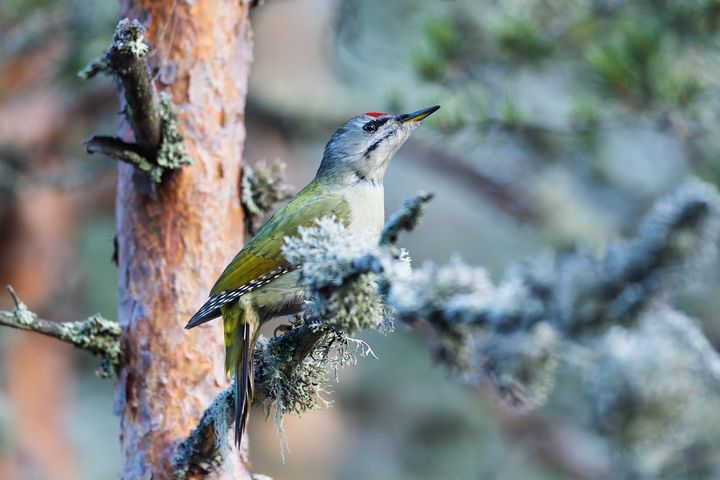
[332,0,720,242]
[0,2,116,478]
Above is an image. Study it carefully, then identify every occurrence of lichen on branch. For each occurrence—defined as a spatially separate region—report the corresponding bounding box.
[172,387,234,478]
[175,193,431,470]
[0,286,120,377]
[242,160,293,234]
[80,18,190,183]
[178,181,720,476]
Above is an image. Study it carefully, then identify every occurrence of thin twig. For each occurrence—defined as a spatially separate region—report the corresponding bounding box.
[0,286,121,377]
[380,191,435,246]
[84,135,161,181]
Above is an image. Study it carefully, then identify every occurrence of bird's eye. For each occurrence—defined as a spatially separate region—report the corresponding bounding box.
[363,121,378,133]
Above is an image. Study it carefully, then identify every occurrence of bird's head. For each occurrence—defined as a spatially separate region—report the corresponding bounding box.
[317,105,440,184]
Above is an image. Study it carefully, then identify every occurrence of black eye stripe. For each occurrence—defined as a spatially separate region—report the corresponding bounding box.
[365,131,393,156]
[363,117,389,132]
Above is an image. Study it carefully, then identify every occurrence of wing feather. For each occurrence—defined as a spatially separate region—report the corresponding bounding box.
[211,183,350,294]
[186,182,350,328]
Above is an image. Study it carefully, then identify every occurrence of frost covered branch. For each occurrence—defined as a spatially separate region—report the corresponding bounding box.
[179,181,720,476]
[80,18,190,183]
[385,181,720,402]
[0,286,120,377]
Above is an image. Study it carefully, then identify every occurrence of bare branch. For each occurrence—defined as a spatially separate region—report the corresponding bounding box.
[0,286,120,377]
[84,135,162,182]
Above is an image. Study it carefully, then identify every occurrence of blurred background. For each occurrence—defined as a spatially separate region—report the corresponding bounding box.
[2,0,720,478]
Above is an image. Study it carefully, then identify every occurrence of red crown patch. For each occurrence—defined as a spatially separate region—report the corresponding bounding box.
[364,112,386,117]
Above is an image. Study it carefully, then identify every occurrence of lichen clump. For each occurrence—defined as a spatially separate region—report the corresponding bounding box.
[78,18,148,80]
[242,161,292,221]
[11,298,36,326]
[78,18,191,183]
[113,18,150,57]
[60,315,121,378]
[156,92,191,174]
[283,216,388,333]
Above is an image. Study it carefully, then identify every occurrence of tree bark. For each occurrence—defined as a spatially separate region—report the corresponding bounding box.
[114,1,253,478]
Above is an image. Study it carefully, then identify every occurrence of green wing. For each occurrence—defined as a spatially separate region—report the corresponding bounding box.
[211,182,350,294]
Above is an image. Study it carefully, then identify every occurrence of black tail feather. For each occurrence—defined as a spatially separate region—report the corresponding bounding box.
[185,307,220,329]
[235,322,253,447]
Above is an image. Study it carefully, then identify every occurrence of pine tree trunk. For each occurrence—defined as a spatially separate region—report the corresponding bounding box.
[114,1,253,477]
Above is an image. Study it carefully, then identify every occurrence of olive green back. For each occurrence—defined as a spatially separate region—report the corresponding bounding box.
[211,180,350,294]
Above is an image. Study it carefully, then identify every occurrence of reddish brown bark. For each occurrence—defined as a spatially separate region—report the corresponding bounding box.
[114,1,253,478]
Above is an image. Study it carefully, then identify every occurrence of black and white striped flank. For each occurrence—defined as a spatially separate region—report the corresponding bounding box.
[184,265,297,329]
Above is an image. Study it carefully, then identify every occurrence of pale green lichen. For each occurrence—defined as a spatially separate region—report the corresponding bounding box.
[254,326,376,461]
[172,387,233,479]
[113,18,149,58]
[78,18,147,80]
[125,149,163,183]
[11,299,36,326]
[255,332,329,460]
[475,321,559,409]
[60,315,121,378]
[256,333,331,417]
[156,92,191,173]
[242,160,292,220]
[77,56,109,80]
[284,217,390,333]
[79,20,190,184]
[311,274,386,333]
[585,308,720,477]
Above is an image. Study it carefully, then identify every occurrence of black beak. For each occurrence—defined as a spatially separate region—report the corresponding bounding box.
[395,105,441,124]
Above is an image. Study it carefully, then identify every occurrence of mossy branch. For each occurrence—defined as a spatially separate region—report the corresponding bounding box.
[176,181,720,475]
[0,286,120,377]
[81,18,190,183]
[172,319,324,477]
[172,387,234,478]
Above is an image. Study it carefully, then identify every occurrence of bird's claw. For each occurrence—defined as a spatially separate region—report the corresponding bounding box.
[273,323,292,337]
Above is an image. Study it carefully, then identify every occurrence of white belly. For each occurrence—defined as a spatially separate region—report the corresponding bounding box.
[345,182,385,240]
